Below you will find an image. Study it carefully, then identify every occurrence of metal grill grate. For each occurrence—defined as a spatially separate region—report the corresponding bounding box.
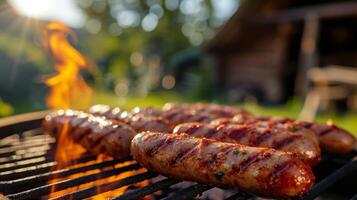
[0,112,356,200]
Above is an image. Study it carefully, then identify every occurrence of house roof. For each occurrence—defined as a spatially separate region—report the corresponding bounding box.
[206,0,357,53]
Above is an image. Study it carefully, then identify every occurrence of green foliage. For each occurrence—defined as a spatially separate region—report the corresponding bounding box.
[92,90,185,109]
[76,0,216,96]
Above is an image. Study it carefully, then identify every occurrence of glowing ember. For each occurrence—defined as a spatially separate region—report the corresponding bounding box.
[43,22,148,199]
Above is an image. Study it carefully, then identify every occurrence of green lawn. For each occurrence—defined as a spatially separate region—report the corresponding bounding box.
[93,91,357,136]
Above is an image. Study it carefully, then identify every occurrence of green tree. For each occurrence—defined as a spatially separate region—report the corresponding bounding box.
[76,0,216,96]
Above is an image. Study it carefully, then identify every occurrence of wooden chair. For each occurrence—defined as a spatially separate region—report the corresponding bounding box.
[300,65,357,120]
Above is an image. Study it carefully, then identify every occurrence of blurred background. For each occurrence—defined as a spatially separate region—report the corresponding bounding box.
[1,0,357,135]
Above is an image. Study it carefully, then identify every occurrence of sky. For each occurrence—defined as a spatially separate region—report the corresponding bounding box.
[8,0,239,28]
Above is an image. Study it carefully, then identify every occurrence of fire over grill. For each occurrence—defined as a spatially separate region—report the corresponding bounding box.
[0,112,356,200]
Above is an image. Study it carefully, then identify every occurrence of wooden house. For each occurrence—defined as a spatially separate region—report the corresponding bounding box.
[206,0,357,104]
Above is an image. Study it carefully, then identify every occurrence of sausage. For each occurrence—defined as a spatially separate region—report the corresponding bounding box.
[129,114,172,132]
[162,102,248,118]
[42,109,136,158]
[89,104,213,130]
[173,122,321,166]
[232,114,356,154]
[161,109,214,126]
[131,132,315,198]
[89,105,171,132]
[294,121,356,154]
[164,103,355,153]
[89,104,321,164]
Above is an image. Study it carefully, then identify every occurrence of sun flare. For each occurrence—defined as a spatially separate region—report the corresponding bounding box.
[9,0,50,18]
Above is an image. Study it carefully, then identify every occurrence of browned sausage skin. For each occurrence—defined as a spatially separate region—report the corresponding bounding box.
[161,109,214,126]
[89,104,214,129]
[166,103,356,154]
[173,122,321,166]
[162,102,248,118]
[131,132,315,198]
[233,114,356,154]
[89,104,320,165]
[89,104,171,132]
[295,121,355,154]
[42,109,136,158]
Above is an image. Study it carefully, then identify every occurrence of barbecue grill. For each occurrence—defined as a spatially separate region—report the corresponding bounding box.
[0,112,356,200]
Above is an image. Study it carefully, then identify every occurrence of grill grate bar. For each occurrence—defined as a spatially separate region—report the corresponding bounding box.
[49,172,156,200]
[113,178,180,200]
[0,155,96,180]
[7,163,142,199]
[0,136,55,148]
[0,129,45,147]
[0,158,129,189]
[0,137,54,152]
[0,145,52,158]
[161,184,213,200]
[0,151,49,164]
[0,157,51,172]
[224,192,253,200]
[301,158,357,200]
[0,160,56,176]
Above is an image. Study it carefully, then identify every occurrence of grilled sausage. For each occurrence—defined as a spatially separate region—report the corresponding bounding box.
[287,120,355,154]
[131,132,315,198]
[164,103,355,153]
[89,104,321,164]
[162,102,248,118]
[161,109,214,126]
[89,104,213,130]
[42,110,136,158]
[89,105,171,132]
[232,114,356,154]
[173,122,321,166]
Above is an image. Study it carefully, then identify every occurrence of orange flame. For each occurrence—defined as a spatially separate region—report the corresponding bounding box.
[44,22,92,110]
[44,21,90,165]
[44,22,148,199]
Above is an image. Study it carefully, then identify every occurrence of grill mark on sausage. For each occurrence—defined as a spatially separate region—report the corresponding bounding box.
[234,149,273,172]
[97,129,117,153]
[195,115,209,122]
[89,128,112,148]
[72,127,91,142]
[145,138,168,157]
[184,124,202,136]
[204,128,218,138]
[156,137,175,152]
[226,126,248,140]
[164,111,180,121]
[251,130,272,146]
[303,123,312,129]
[145,136,177,157]
[273,135,300,149]
[220,145,235,155]
[143,132,157,141]
[268,160,291,183]
[169,145,196,166]
[69,118,91,141]
[318,128,333,136]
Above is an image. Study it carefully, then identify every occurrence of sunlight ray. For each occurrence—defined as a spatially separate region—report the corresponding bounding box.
[9,17,31,87]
